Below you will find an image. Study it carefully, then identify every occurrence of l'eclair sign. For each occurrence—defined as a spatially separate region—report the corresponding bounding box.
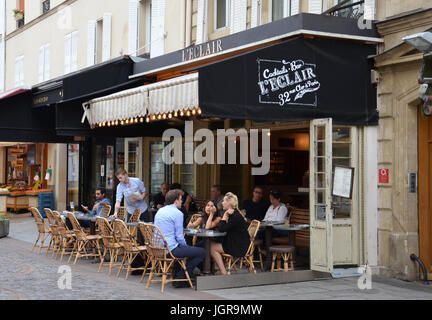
[182,39,223,62]
[257,58,321,107]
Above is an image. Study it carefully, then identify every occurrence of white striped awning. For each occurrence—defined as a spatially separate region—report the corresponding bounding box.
[82,73,198,128]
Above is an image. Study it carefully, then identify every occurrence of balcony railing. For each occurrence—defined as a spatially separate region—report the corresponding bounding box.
[323,0,364,20]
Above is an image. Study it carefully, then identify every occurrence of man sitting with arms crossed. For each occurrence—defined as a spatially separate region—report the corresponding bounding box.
[154,189,206,288]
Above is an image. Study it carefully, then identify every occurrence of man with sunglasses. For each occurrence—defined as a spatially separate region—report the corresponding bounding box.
[240,186,270,221]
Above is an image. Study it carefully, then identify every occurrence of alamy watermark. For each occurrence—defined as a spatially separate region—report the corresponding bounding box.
[162,121,270,175]
[58,265,72,290]
[357,264,373,290]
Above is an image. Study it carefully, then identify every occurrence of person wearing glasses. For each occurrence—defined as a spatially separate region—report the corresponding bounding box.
[240,186,270,221]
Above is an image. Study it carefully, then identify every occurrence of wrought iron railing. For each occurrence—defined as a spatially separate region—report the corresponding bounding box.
[323,0,365,20]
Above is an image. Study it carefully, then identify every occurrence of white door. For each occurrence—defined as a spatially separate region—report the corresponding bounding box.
[309,118,333,273]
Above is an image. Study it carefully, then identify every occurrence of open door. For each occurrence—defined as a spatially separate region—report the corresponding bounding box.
[309,118,333,273]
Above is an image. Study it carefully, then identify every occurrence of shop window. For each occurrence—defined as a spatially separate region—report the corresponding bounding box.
[214,0,229,30]
[332,126,352,219]
[67,144,80,209]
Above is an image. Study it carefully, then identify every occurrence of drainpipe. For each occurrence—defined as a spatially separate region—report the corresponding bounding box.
[410,254,430,285]
[185,0,192,47]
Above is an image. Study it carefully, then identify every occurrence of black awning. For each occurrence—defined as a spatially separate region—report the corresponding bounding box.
[0,90,73,143]
[198,37,378,126]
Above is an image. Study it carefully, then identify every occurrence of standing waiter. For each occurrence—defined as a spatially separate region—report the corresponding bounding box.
[113,168,149,222]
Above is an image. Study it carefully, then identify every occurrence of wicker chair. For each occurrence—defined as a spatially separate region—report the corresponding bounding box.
[95,217,123,275]
[117,207,127,222]
[44,208,61,257]
[67,212,103,264]
[99,204,112,218]
[52,211,76,261]
[112,219,148,280]
[128,208,142,238]
[138,222,193,293]
[222,219,260,275]
[186,213,203,246]
[29,207,51,254]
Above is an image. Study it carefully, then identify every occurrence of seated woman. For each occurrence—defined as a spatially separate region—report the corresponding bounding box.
[210,192,250,275]
[262,189,290,238]
[187,200,221,230]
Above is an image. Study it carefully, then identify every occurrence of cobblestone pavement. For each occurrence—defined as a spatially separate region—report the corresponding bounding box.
[2,215,432,300]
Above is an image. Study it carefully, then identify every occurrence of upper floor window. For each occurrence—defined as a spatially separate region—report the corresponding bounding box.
[14,56,24,87]
[42,0,50,14]
[65,31,78,74]
[14,0,25,29]
[38,44,50,82]
[214,0,229,30]
[271,0,291,22]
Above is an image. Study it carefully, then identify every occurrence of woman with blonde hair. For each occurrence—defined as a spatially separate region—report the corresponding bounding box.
[210,192,250,275]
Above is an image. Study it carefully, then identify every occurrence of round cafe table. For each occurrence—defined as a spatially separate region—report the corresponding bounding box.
[259,221,309,270]
[184,229,226,275]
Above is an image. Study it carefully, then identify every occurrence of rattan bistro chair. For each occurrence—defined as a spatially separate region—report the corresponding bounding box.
[29,207,52,254]
[67,212,103,264]
[44,208,61,257]
[117,207,127,222]
[52,211,76,261]
[222,220,260,275]
[95,217,123,275]
[128,208,142,238]
[186,213,202,246]
[99,204,112,218]
[113,219,149,280]
[138,222,193,293]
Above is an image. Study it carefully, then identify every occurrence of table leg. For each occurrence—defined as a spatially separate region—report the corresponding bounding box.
[202,238,211,275]
[264,226,273,271]
[90,221,96,235]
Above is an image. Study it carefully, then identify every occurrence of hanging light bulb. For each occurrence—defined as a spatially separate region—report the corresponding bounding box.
[140,117,144,123]
[146,117,150,123]
[192,108,196,116]
[115,120,118,126]
[198,108,202,115]
[133,118,137,124]
[168,113,173,119]
[186,110,191,117]
[162,113,167,120]
[180,110,184,117]
[121,120,125,126]
[125,119,129,124]
[157,114,162,120]
[174,111,178,117]
[107,121,111,127]
[151,114,156,120]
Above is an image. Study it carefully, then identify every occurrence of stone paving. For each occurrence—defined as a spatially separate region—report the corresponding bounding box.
[1,214,432,300]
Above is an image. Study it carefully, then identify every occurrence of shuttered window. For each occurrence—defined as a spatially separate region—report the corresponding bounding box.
[14,56,24,87]
[38,44,50,82]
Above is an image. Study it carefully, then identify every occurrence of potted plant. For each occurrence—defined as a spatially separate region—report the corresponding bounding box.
[13,9,24,21]
[0,215,9,238]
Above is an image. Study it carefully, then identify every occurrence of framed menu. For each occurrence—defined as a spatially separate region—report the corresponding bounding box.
[332,166,354,199]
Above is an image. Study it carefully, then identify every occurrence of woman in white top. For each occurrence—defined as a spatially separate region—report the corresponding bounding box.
[263,190,288,223]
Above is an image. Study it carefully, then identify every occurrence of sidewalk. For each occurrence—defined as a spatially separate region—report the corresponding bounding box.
[1,216,432,300]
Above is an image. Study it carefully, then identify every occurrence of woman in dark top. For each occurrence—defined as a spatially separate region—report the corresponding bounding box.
[210,192,250,275]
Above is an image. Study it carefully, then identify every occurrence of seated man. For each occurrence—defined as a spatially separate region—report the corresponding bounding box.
[80,187,111,227]
[153,182,169,210]
[154,189,205,288]
[210,185,224,214]
[241,185,270,222]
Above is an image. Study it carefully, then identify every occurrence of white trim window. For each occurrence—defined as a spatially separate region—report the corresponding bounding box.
[38,44,50,82]
[270,0,291,21]
[214,0,229,30]
[14,55,24,87]
[64,31,78,74]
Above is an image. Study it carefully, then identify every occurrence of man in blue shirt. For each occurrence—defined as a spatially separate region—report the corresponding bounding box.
[81,187,111,227]
[154,189,205,287]
[113,168,149,222]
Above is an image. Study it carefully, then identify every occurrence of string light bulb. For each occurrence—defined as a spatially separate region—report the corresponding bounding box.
[174,111,178,117]
[192,109,196,116]
[151,115,156,120]
[162,113,167,120]
[121,120,124,126]
[168,113,173,119]
[180,110,184,117]
[146,117,150,123]
[186,110,191,117]
[157,114,162,120]
[140,117,144,123]
[198,108,202,115]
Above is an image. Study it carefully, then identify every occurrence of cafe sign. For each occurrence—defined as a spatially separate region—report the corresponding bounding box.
[257,58,321,107]
[182,39,223,62]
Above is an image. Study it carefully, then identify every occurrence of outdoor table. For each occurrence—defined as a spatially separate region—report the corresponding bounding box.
[259,221,309,270]
[184,229,226,275]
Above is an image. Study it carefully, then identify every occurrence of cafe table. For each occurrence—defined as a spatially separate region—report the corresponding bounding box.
[259,221,309,270]
[184,229,226,275]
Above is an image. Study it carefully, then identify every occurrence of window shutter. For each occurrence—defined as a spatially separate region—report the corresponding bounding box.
[251,0,260,28]
[102,13,112,62]
[364,0,376,20]
[196,0,207,44]
[44,44,50,81]
[291,0,300,15]
[150,0,165,57]
[64,33,72,74]
[71,31,78,72]
[38,47,44,82]
[230,0,247,34]
[128,0,139,56]
[87,20,96,66]
[308,0,323,14]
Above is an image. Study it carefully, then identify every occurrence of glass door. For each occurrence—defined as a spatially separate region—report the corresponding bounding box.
[309,118,333,273]
[67,143,80,209]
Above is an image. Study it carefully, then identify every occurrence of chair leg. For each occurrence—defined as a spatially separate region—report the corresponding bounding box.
[117,253,128,277]
[289,252,294,271]
[68,241,77,263]
[98,247,107,273]
[161,260,168,293]
[146,260,156,288]
[271,252,276,272]
[125,253,137,280]
[38,233,46,254]
[31,233,40,252]
[283,253,288,272]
